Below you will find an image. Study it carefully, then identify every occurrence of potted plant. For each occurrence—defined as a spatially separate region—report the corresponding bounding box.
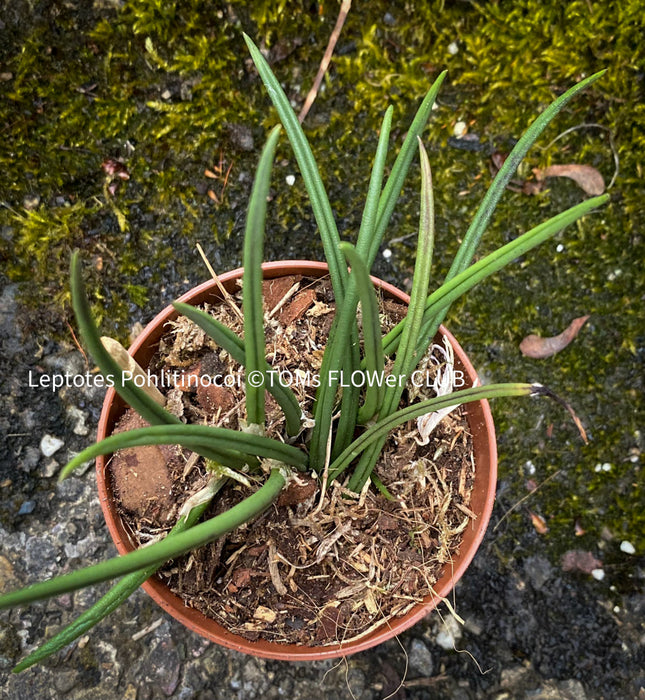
[1,35,605,671]
[91,259,497,661]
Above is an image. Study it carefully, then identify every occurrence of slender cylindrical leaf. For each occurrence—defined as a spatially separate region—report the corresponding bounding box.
[340,243,385,423]
[243,34,347,304]
[396,138,435,379]
[308,298,358,471]
[71,251,180,427]
[72,254,253,468]
[330,345,361,460]
[321,79,445,460]
[355,106,393,260]
[59,425,307,480]
[309,107,391,464]
[244,125,281,427]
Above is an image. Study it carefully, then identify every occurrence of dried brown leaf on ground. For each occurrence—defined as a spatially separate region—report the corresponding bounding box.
[561,550,602,574]
[520,316,590,359]
[533,164,605,195]
[529,511,549,534]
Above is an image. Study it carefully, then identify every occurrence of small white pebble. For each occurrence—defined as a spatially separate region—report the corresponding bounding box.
[382,248,392,260]
[620,540,636,555]
[613,606,620,613]
[591,568,605,581]
[602,462,612,472]
[524,460,536,475]
[447,41,459,55]
[161,89,172,100]
[42,460,59,478]
[435,616,462,650]
[40,434,64,457]
[556,243,564,253]
[285,174,295,186]
[431,100,439,111]
[594,463,602,473]
[452,121,467,138]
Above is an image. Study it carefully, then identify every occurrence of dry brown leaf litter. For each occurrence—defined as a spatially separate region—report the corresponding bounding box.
[520,315,590,359]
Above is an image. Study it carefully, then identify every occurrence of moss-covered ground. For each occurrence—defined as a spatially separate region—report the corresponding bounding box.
[1,0,642,583]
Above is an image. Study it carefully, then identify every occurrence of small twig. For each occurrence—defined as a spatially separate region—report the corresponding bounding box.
[311,424,334,516]
[493,469,562,532]
[428,587,465,625]
[205,150,234,201]
[315,520,352,563]
[431,603,491,676]
[195,242,243,322]
[387,231,417,246]
[66,320,89,368]
[321,609,402,646]
[274,551,316,571]
[455,501,477,519]
[298,0,352,124]
[342,655,359,700]
[267,281,301,319]
[131,617,163,640]
[380,630,409,700]
[403,676,449,688]
[221,159,234,193]
[181,451,201,480]
[268,540,288,595]
[358,474,372,509]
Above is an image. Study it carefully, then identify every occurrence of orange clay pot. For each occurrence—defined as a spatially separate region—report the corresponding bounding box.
[96,260,497,660]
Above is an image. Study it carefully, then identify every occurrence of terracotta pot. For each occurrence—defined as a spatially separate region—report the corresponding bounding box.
[96,261,496,660]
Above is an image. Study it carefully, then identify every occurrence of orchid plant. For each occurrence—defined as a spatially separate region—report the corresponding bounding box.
[1,35,605,672]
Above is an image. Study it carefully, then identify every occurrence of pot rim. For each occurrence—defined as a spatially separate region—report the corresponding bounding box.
[96,260,497,660]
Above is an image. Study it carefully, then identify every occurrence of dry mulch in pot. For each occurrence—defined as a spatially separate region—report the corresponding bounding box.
[108,275,475,646]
